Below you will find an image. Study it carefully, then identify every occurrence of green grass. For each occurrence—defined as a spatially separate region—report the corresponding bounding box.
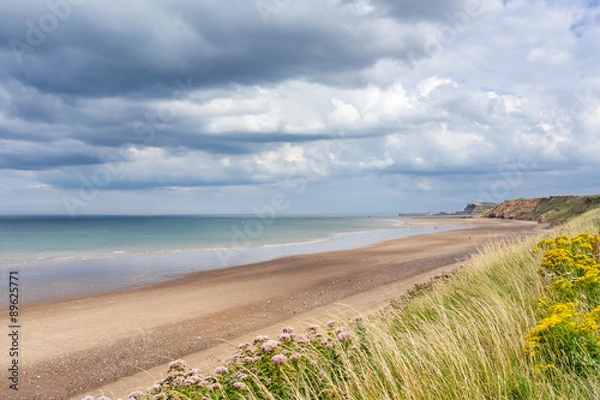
[86,209,600,400]
[487,195,600,224]
[521,195,600,223]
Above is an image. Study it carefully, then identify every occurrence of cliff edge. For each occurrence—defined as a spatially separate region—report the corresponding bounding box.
[483,195,600,223]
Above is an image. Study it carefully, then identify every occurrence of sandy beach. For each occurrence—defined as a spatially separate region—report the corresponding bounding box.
[2,218,542,400]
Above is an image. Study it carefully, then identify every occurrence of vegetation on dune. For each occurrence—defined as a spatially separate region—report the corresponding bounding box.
[484,195,600,224]
[86,209,600,400]
[525,233,600,375]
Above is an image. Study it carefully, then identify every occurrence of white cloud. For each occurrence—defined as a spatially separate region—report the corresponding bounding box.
[327,98,362,128]
[1,0,599,214]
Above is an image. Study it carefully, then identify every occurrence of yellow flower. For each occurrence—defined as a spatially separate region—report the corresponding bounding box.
[541,249,575,273]
[534,363,555,373]
[578,243,594,252]
[525,233,600,361]
[578,306,600,335]
[537,238,556,250]
[551,278,574,295]
[555,235,570,248]
[526,302,579,339]
[536,296,551,313]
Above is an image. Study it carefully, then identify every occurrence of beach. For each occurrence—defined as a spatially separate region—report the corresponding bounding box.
[3,218,542,400]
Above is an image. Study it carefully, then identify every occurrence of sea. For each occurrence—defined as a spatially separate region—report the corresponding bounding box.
[0,215,456,305]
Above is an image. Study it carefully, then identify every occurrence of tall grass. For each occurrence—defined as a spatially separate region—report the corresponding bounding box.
[86,209,600,400]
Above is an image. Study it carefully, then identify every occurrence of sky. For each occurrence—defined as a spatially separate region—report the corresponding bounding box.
[0,0,599,216]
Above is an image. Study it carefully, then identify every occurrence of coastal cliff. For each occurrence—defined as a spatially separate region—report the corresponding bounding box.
[483,195,600,223]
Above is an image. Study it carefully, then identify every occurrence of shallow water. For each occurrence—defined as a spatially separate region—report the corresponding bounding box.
[0,215,459,304]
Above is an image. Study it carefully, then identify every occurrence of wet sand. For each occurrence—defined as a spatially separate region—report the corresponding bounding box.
[1,218,542,399]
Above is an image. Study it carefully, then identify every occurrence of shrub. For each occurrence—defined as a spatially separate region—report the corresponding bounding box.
[525,233,600,374]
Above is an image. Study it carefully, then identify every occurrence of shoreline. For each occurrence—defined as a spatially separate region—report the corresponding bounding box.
[5,218,542,400]
[5,220,455,307]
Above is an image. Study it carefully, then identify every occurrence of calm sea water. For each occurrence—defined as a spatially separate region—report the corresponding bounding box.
[0,215,454,304]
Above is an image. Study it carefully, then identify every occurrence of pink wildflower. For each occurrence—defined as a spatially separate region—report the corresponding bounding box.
[127,392,145,400]
[253,335,269,344]
[297,334,310,344]
[233,382,247,390]
[326,320,336,327]
[261,339,280,352]
[209,383,221,391]
[318,371,326,378]
[277,333,294,341]
[172,376,184,387]
[237,342,251,350]
[147,384,161,394]
[241,356,254,364]
[167,359,187,373]
[214,366,228,375]
[283,326,295,333]
[272,354,288,365]
[227,354,239,364]
[337,331,352,342]
[289,353,301,361]
[186,375,204,385]
[310,359,318,366]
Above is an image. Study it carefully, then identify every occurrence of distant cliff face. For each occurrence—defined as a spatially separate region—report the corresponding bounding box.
[483,195,600,223]
[463,202,497,215]
[484,198,550,221]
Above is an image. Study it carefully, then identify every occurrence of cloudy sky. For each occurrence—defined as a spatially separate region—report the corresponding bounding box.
[0,0,598,216]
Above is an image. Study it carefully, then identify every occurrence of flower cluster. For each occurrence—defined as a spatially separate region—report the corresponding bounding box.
[525,233,600,373]
[82,319,363,400]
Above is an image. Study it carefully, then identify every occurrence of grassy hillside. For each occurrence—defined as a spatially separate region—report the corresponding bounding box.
[462,202,497,215]
[84,209,600,400]
[484,195,600,224]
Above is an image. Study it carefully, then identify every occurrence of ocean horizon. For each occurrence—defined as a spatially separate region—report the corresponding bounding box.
[0,214,457,304]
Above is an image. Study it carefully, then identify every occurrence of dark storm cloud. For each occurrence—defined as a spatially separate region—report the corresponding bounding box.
[0,0,428,98]
[41,173,261,190]
[372,0,476,20]
[0,151,100,170]
[0,0,436,175]
[0,140,103,170]
[0,0,599,215]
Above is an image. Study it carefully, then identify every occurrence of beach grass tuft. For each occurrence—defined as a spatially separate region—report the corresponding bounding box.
[85,209,600,400]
